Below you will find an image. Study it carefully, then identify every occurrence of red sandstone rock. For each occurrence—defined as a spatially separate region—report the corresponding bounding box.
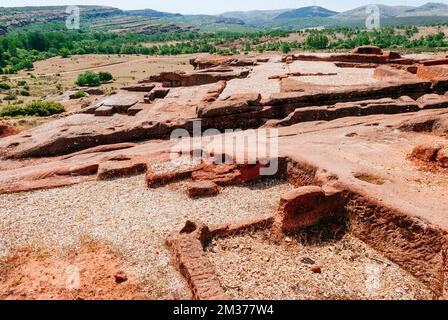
[61,143,137,159]
[0,124,19,138]
[288,72,337,77]
[416,66,448,91]
[97,160,147,180]
[190,55,229,69]
[278,186,326,217]
[352,46,383,55]
[268,74,289,80]
[406,65,418,74]
[102,95,139,113]
[310,265,322,273]
[122,84,155,92]
[422,58,448,67]
[186,181,220,198]
[114,271,128,284]
[222,93,261,106]
[228,58,258,67]
[436,148,448,168]
[272,80,431,104]
[146,166,202,188]
[148,68,249,87]
[83,88,104,95]
[285,56,294,64]
[294,50,413,65]
[192,163,242,186]
[95,105,114,117]
[208,215,274,238]
[410,144,442,162]
[416,65,448,79]
[417,94,448,110]
[127,104,145,116]
[274,186,343,232]
[190,55,257,70]
[373,65,413,80]
[166,221,228,300]
[197,100,249,118]
[335,62,378,68]
[201,81,227,103]
[383,50,402,60]
[268,97,420,127]
[1,66,439,161]
[197,93,261,118]
[144,88,170,102]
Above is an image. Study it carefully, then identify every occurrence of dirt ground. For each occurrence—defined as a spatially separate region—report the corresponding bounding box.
[0,241,149,300]
[12,54,194,92]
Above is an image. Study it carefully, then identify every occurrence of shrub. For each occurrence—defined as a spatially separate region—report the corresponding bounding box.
[17,80,27,86]
[0,82,11,90]
[0,105,23,117]
[3,92,17,100]
[281,42,292,54]
[305,34,329,50]
[0,100,64,117]
[98,71,113,83]
[75,71,101,87]
[19,90,30,96]
[73,90,86,99]
[26,100,65,116]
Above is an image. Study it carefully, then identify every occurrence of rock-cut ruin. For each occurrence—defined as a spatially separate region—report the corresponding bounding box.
[1,46,448,299]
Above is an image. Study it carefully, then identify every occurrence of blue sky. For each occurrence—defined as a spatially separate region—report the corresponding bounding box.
[0,1,443,14]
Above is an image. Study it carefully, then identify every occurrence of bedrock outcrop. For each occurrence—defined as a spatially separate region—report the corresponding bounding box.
[146,68,250,87]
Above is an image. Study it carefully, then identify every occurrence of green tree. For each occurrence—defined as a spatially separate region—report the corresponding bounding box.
[281,42,291,54]
[59,48,71,58]
[75,71,101,87]
[98,71,113,83]
[305,34,329,50]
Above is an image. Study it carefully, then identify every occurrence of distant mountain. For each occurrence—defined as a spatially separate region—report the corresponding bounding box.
[275,6,338,20]
[124,8,182,18]
[3,3,448,34]
[334,2,448,21]
[333,5,413,20]
[399,2,448,17]
[220,9,292,25]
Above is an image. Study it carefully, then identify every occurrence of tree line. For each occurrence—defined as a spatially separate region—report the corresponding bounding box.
[0,24,446,74]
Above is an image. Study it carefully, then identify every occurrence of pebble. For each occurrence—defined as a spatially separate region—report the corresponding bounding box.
[114,271,128,284]
[310,265,322,274]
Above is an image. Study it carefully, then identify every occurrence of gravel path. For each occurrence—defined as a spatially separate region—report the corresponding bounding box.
[206,231,434,300]
[0,176,293,299]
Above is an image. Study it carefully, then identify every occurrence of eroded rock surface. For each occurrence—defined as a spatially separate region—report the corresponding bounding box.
[2,49,448,299]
